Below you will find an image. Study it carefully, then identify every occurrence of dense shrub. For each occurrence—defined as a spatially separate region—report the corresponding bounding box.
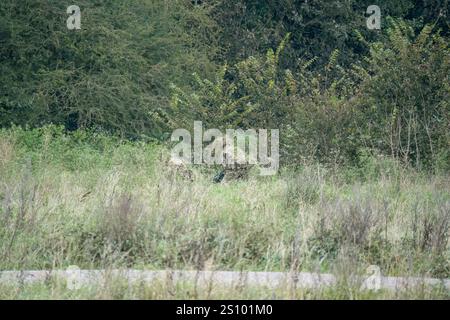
[0,0,218,137]
[356,22,450,170]
[168,35,296,130]
[210,0,447,68]
[169,22,449,171]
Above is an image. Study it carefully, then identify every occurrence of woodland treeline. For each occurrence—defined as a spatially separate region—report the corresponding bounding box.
[1,0,449,170]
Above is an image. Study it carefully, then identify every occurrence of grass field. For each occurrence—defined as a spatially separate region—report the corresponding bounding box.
[0,125,448,299]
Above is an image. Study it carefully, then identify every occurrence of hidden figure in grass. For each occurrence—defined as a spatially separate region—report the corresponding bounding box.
[170,123,279,183]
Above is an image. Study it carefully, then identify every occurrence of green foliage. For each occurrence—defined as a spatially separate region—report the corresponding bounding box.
[0,124,159,172]
[168,34,296,130]
[210,0,438,68]
[281,22,449,170]
[357,21,450,170]
[169,22,449,171]
[282,48,360,165]
[0,0,218,137]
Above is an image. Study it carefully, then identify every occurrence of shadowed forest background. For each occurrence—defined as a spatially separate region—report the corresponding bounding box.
[0,0,449,299]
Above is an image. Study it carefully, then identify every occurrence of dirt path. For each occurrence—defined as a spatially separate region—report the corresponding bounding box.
[0,269,448,291]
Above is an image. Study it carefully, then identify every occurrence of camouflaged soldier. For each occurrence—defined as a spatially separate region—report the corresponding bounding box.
[213,145,253,183]
[166,157,194,182]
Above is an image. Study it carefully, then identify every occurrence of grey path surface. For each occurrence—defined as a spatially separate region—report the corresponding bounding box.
[0,269,448,291]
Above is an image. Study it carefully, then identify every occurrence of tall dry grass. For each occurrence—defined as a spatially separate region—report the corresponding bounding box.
[0,126,448,298]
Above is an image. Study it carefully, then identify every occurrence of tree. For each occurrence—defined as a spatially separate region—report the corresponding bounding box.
[0,0,218,138]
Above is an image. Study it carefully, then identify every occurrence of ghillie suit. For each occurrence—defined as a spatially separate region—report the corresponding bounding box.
[213,163,252,183]
[212,145,253,183]
[165,156,194,182]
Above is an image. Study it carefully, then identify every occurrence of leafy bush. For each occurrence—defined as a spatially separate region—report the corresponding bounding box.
[356,22,450,170]
[168,34,296,130]
[0,0,218,137]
